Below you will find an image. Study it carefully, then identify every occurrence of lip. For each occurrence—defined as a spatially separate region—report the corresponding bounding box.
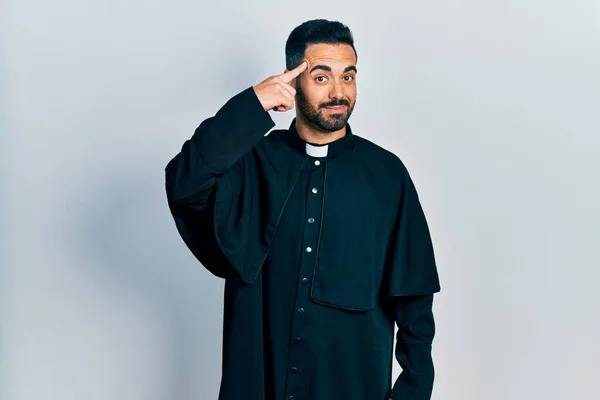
[325,105,346,111]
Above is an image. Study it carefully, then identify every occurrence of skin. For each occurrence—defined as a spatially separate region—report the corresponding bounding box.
[290,43,357,145]
[253,43,358,145]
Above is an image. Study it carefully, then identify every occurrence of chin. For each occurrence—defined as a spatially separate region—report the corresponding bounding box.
[327,114,349,123]
[322,121,347,132]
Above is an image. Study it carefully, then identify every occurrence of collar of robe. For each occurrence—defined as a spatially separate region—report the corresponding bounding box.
[211,117,356,285]
[284,118,355,158]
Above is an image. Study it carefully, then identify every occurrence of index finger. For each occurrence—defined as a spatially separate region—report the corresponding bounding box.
[280,61,308,82]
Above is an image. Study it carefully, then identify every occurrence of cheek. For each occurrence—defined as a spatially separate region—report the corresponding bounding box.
[346,83,357,96]
[345,92,357,107]
[302,85,327,104]
[306,82,328,95]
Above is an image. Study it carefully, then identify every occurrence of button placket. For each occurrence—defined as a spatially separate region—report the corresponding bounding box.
[284,157,326,400]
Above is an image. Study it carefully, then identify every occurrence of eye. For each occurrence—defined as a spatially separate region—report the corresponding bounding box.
[315,76,328,83]
[343,75,355,82]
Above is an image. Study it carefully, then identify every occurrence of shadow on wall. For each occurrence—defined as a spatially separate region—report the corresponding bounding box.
[76,166,224,400]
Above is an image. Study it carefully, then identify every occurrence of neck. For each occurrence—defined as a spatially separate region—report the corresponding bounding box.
[295,114,347,145]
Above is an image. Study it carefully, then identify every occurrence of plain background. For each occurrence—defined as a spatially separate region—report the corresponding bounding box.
[2,1,599,399]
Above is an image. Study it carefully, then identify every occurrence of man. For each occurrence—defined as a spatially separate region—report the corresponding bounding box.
[165,19,441,400]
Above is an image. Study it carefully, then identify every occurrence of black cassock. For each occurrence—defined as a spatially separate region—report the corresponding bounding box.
[165,87,441,400]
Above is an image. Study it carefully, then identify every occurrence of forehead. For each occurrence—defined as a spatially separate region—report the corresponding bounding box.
[304,43,356,71]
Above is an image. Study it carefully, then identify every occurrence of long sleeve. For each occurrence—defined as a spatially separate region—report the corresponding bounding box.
[382,160,440,398]
[389,294,436,400]
[165,86,275,278]
[165,86,275,209]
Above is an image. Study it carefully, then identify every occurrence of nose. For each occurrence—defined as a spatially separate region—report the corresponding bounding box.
[329,79,344,100]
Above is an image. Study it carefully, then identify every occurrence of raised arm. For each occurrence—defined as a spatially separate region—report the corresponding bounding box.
[165,61,307,208]
[164,61,308,278]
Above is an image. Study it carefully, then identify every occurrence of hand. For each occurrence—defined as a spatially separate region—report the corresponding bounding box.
[253,61,307,112]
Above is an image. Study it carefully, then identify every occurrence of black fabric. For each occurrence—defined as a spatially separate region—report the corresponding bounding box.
[165,86,441,400]
[389,294,436,400]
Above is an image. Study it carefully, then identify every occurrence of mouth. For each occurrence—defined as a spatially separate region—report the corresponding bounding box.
[325,105,347,111]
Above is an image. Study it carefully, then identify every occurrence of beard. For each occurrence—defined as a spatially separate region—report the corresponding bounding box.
[295,82,355,132]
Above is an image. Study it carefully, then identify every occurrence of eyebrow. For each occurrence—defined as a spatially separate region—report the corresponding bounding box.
[309,64,358,74]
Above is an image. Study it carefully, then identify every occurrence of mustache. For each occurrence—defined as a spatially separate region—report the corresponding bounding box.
[320,99,350,108]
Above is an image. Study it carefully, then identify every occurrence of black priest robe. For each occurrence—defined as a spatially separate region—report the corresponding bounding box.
[165,86,441,400]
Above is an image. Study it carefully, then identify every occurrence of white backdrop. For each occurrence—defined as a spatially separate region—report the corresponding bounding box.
[2,1,599,399]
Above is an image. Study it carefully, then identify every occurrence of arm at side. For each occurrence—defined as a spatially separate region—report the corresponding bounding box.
[389,294,436,400]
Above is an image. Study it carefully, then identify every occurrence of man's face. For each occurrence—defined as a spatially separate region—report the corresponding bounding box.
[294,43,357,132]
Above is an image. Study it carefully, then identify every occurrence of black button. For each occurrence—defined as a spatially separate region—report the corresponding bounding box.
[308,217,315,223]
[297,308,305,314]
[289,396,295,400]
[301,277,309,284]
[291,367,298,374]
[293,337,301,343]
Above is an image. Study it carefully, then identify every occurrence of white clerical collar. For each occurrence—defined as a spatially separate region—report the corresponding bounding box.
[305,142,328,158]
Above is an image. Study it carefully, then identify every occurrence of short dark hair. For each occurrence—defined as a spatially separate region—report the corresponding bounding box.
[285,19,357,70]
